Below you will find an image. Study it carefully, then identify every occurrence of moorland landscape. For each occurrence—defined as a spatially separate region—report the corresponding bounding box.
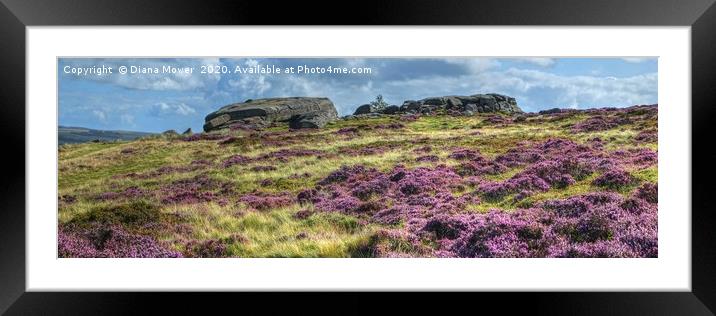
[58,93,658,258]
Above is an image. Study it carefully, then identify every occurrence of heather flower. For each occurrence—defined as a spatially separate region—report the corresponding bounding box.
[185,239,229,258]
[251,165,277,172]
[239,193,293,210]
[296,189,319,204]
[59,224,182,258]
[314,195,362,213]
[484,115,511,125]
[572,115,630,133]
[448,148,481,160]
[351,177,390,200]
[183,133,226,142]
[416,155,439,162]
[336,127,359,135]
[399,114,420,121]
[162,191,216,204]
[318,165,364,185]
[222,155,252,168]
[634,130,658,143]
[635,183,658,203]
[592,168,635,189]
[421,214,476,240]
[259,148,323,160]
[96,186,147,201]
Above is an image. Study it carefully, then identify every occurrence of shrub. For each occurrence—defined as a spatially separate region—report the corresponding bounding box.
[592,169,635,190]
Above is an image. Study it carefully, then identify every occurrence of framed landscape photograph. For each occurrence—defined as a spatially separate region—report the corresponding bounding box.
[3,0,716,314]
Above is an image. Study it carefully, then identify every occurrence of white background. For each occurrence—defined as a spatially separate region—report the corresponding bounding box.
[27,27,690,291]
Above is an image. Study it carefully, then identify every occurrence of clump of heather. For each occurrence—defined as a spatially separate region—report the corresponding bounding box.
[217,136,262,148]
[453,160,508,177]
[609,148,657,168]
[350,228,432,258]
[310,164,468,220]
[634,130,658,143]
[337,145,391,156]
[484,115,511,125]
[96,186,147,201]
[59,224,182,258]
[421,213,478,240]
[124,163,209,179]
[592,168,635,190]
[399,114,420,121]
[163,191,218,204]
[635,183,658,203]
[572,115,631,132]
[184,239,228,257]
[451,209,549,257]
[440,191,657,258]
[259,148,323,161]
[239,193,294,210]
[373,122,405,130]
[159,175,232,205]
[336,127,359,135]
[475,157,595,200]
[448,148,481,160]
[251,165,277,172]
[222,154,252,168]
[183,133,226,142]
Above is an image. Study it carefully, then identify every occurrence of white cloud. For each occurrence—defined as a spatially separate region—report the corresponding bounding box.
[92,110,106,122]
[227,59,273,95]
[153,102,196,116]
[120,114,135,125]
[621,58,650,63]
[381,68,657,112]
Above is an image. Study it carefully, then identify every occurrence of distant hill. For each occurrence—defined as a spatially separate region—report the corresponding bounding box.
[59,126,154,145]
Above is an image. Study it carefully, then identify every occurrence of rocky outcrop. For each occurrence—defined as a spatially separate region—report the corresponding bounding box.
[383,105,400,114]
[203,97,338,131]
[289,111,336,129]
[353,103,387,115]
[346,93,522,118]
[399,93,522,115]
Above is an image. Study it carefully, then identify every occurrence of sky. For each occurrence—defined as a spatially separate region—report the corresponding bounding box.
[58,57,657,133]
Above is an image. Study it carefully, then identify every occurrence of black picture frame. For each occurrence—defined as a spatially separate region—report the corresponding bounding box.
[2,0,715,314]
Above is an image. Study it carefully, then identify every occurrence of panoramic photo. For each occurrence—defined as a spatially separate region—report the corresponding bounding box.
[57,57,658,258]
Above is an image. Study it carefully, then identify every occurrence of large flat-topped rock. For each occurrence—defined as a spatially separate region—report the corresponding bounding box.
[400,93,523,115]
[350,93,523,116]
[204,97,338,131]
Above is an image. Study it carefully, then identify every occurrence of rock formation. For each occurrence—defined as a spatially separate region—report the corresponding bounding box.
[354,103,387,115]
[399,93,522,115]
[203,97,338,131]
[351,93,522,116]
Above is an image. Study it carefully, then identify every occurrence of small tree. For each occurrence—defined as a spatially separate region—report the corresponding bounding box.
[370,94,388,109]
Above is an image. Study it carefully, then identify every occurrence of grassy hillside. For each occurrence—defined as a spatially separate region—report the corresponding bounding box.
[58,106,658,258]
